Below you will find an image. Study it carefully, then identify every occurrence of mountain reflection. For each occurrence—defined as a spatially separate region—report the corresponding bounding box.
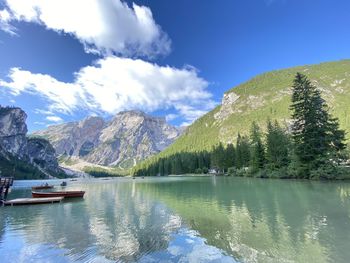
[1,177,350,263]
[0,180,183,262]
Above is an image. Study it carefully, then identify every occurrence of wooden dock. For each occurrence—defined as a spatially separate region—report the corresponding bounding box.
[0,177,14,201]
[3,197,64,206]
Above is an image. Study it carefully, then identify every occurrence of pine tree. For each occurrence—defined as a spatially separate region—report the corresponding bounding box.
[290,73,346,177]
[224,143,236,169]
[158,159,164,176]
[327,117,347,163]
[236,133,250,169]
[266,120,290,170]
[211,143,225,172]
[249,122,266,173]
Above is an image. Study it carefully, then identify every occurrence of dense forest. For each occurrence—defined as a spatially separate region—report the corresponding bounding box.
[133,74,350,179]
[83,166,126,177]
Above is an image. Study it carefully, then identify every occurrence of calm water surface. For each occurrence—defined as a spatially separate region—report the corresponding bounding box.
[1,176,350,263]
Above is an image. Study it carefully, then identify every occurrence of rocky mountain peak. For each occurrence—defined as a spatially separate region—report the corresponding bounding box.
[0,106,64,178]
[78,115,105,130]
[0,106,28,137]
[0,106,28,159]
[33,110,181,169]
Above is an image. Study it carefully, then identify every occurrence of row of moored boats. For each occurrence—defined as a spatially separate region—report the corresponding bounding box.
[2,182,85,206]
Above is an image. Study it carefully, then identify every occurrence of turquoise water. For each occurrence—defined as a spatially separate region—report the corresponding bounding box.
[1,176,350,262]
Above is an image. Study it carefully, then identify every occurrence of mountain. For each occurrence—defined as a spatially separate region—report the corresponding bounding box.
[33,110,180,169]
[0,106,65,179]
[136,59,350,163]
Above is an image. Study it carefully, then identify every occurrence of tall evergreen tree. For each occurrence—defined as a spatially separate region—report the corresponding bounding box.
[236,133,251,169]
[224,143,236,169]
[266,120,290,170]
[290,73,346,176]
[158,159,164,176]
[249,122,266,173]
[211,143,225,172]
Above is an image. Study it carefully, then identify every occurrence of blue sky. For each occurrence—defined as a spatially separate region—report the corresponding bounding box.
[0,0,350,132]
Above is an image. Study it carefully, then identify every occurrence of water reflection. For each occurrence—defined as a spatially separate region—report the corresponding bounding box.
[0,178,236,262]
[138,177,350,263]
[1,177,350,262]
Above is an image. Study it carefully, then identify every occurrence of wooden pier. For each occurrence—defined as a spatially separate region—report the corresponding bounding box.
[3,197,64,206]
[0,177,13,201]
[1,177,67,206]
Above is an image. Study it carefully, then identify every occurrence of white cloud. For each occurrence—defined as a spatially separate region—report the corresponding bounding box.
[0,56,215,124]
[175,101,218,126]
[0,9,16,34]
[46,115,63,123]
[165,114,178,122]
[34,109,54,115]
[34,121,46,125]
[1,68,79,114]
[0,0,170,57]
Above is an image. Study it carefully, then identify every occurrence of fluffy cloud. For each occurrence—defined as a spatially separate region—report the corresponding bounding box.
[46,115,63,123]
[0,0,170,57]
[165,114,178,122]
[0,56,215,124]
[0,9,15,34]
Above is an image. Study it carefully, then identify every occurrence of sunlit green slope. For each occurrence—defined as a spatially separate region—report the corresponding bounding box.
[135,59,350,169]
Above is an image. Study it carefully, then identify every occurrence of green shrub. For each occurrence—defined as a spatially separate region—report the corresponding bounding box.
[227,167,235,176]
[255,169,268,178]
[194,168,203,174]
[309,163,350,180]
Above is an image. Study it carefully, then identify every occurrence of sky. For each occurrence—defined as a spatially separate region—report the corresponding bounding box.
[0,0,350,132]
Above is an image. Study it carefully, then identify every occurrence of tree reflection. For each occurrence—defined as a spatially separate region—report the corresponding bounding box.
[138,177,350,263]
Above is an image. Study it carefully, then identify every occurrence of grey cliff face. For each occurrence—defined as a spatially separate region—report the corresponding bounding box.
[214,92,240,121]
[0,107,28,159]
[34,111,180,168]
[0,106,63,177]
[35,116,105,157]
[27,138,61,174]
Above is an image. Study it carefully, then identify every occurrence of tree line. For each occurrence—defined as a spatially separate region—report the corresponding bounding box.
[133,73,349,179]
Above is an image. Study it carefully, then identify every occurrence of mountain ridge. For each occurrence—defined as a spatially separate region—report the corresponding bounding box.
[33,110,181,169]
[0,106,65,179]
[134,59,350,170]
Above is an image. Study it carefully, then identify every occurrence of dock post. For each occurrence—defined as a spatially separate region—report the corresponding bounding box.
[0,177,13,202]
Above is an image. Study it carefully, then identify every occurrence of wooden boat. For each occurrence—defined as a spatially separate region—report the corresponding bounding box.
[32,185,54,190]
[32,190,85,198]
[3,197,64,206]
[60,181,67,186]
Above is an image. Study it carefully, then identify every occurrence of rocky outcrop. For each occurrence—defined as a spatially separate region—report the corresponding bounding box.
[35,116,105,157]
[34,110,180,169]
[214,92,240,121]
[0,107,28,159]
[0,106,64,178]
[27,138,61,175]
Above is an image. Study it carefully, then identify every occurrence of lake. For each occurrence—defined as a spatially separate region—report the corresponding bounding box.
[1,176,350,263]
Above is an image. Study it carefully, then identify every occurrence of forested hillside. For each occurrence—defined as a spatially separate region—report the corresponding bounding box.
[133,60,350,177]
